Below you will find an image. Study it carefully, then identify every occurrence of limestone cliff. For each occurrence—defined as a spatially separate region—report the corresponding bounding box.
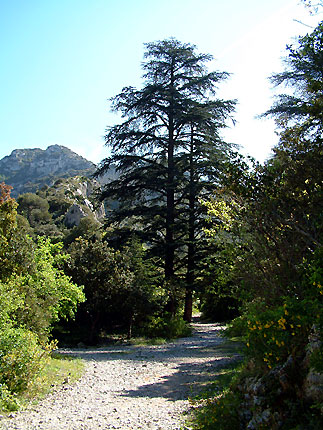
[0,145,96,197]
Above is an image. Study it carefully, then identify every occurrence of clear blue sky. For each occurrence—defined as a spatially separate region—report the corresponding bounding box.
[0,0,321,164]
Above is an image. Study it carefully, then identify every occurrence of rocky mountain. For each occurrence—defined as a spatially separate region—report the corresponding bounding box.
[0,145,96,197]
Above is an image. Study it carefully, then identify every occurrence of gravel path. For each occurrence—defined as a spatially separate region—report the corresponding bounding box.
[0,322,240,430]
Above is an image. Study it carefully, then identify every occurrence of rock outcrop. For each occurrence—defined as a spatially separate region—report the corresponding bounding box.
[59,177,105,227]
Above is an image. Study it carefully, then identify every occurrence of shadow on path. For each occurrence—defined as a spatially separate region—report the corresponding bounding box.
[58,323,228,362]
[121,354,241,401]
[58,322,243,401]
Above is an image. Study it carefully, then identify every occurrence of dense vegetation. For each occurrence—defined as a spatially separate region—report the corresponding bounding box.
[0,182,85,410]
[188,19,323,429]
[0,15,322,427]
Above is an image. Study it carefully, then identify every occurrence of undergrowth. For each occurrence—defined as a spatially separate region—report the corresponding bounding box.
[0,353,84,413]
[185,338,244,430]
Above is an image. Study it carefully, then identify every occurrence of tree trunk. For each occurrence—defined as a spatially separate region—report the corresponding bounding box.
[165,58,176,315]
[127,315,134,340]
[184,125,196,323]
[184,286,193,322]
[89,312,100,344]
[184,211,195,322]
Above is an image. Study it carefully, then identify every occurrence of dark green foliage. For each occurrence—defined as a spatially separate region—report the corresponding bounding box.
[97,38,235,320]
[65,236,160,342]
[264,21,323,141]
[200,293,240,323]
[17,193,51,226]
[142,313,192,339]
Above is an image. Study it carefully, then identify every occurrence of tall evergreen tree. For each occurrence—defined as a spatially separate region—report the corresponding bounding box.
[97,38,235,318]
[179,101,236,320]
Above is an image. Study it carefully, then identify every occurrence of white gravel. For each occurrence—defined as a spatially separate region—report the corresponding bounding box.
[0,322,240,430]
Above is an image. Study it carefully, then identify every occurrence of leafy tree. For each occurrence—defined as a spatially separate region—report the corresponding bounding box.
[16,192,64,240]
[259,21,323,292]
[97,38,235,319]
[113,237,162,338]
[0,184,85,404]
[0,183,17,278]
[206,19,323,303]
[1,184,85,337]
[11,237,85,339]
[66,236,159,342]
[0,183,34,280]
[17,193,51,227]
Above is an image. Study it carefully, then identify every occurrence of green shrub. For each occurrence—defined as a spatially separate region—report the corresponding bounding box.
[0,384,20,412]
[188,360,244,430]
[0,327,47,393]
[143,313,192,339]
[226,267,323,370]
[190,390,243,430]
[200,293,240,322]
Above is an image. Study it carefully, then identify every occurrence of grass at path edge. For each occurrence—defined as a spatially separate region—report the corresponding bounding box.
[0,353,85,414]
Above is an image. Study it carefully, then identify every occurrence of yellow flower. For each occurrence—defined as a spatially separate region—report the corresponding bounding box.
[292,332,295,336]
[263,333,267,338]
[278,317,286,327]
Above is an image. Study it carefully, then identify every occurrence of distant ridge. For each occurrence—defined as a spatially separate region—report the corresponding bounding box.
[0,145,96,197]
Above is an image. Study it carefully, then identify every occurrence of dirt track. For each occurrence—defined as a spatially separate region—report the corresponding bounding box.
[0,323,240,430]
